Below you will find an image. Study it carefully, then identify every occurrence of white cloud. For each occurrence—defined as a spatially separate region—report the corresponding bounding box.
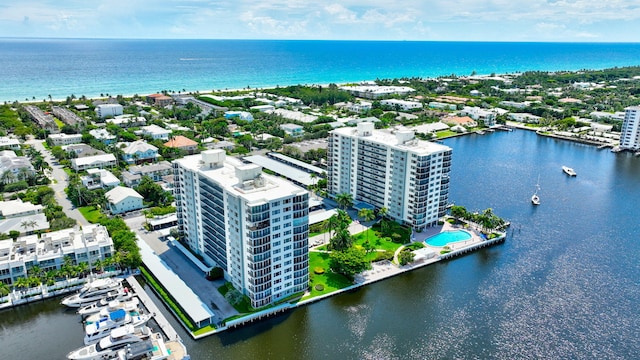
[0,0,638,40]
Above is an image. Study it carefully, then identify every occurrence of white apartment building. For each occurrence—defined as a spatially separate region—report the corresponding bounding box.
[47,133,83,146]
[96,104,124,119]
[620,106,640,150]
[173,150,309,308]
[328,123,452,230]
[460,106,497,126]
[0,225,114,286]
[380,99,423,111]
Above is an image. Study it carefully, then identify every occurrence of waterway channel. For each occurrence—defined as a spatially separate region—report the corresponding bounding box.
[1,129,639,359]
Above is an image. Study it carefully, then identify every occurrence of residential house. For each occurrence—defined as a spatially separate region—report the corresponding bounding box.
[105,186,144,214]
[81,169,120,190]
[0,137,21,151]
[0,150,35,183]
[509,113,542,123]
[280,123,305,137]
[442,116,478,128]
[107,114,147,128]
[250,104,275,112]
[224,111,254,121]
[140,124,172,140]
[146,94,173,107]
[71,154,117,171]
[459,106,496,126]
[0,200,48,236]
[121,161,173,187]
[89,128,116,145]
[164,135,198,154]
[122,140,159,164]
[23,105,58,133]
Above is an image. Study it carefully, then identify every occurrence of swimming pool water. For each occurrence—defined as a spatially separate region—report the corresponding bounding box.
[425,230,472,247]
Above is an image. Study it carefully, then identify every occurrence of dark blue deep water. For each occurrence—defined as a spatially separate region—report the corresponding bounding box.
[2,130,639,359]
[2,39,640,102]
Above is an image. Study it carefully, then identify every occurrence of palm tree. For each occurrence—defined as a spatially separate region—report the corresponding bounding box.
[0,282,10,297]
[309,173,318,198]
[20,220,38,234]
[329,229,352,251]
[335,192,354,210]
[14,277,30,291]
[378,207,389,233]
[1,170,16,184]
[358,209,376,242]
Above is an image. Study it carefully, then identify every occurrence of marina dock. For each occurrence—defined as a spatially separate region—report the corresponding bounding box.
[126,275,181,342]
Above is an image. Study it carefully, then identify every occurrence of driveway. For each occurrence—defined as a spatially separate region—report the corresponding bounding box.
[25,139,87,227]
[124,214,238,321]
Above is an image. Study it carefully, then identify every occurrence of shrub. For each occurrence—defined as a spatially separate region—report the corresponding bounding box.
[313,267,325,275]
[206,267,224,281]
[375,250,394,262]
[314,284,324,291]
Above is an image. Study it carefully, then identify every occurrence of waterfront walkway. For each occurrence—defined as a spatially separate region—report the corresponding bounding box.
[126,275,180,342]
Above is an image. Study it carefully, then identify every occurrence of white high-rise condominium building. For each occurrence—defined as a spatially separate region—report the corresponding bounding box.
[328,123,452,230]
[173,150,309,308]
[620,106,640,150]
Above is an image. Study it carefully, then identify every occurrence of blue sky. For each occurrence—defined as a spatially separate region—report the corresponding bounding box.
[1,0,640,41]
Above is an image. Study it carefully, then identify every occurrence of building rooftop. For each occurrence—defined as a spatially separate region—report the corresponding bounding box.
[71,153,116,167]
[123,140,158,155]
[175,151,307,205]
[332,122,451,156]
[164,135,198,148]
[0,199,44,218]
[106,186,143,204]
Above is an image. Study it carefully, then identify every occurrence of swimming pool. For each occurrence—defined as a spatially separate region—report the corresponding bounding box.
[425,230,472,247]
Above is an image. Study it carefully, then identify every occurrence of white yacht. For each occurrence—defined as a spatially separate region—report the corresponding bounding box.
[113,332,190,360]
[85,307,143,325]
[562,166,577,177]
[67,325,151,360]
[78,293,137,317]
[84,309,152,345]
[62,278,124,308]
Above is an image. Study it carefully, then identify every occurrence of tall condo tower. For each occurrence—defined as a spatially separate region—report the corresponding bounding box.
[620,106,640,150]
[328,122,452,230]
[173,150,309,308]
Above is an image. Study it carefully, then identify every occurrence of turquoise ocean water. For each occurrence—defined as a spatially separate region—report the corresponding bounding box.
[2,39,640,102]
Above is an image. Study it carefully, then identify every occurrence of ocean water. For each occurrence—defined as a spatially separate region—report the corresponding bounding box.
[2,39,640,102]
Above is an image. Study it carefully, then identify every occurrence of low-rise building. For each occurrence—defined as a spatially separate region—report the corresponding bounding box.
[47,133,83,146]
[121,140,159,164]
[442,116,478,128]
[0,199,43,219]
[23,105,58,133]
[106,115,147,128]
[224,111,254,121]
[140,124,172,140]
[164,135,198,154]
[81,169,120,190]
[51,106,85,127]
[146,93,173,107]
[0,225,114,286]
[0,137,21,151]
[88,129,116,145]
[346,101,373,113]
[280,123,305,137]
[428,102,457,111]
[121,161,173,187]
[380,99,423,111]
[340,85,415,99]
[71,154,117,171]
[96,104,123,119]
[460,106,496,126]
[509,113,542,123]
[0,150,35,183]
[250,104,276,112]
[105,187,144,214]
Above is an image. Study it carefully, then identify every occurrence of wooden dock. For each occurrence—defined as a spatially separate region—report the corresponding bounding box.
[126,275,181,342]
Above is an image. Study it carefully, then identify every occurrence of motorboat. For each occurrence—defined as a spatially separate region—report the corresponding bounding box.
[85,307,143,326]
[562,166,577,177]
[78,292,137,317]
[113,332,190,360]
[84,309,152,345]
[62,278,124,308]
[67,325,151,360]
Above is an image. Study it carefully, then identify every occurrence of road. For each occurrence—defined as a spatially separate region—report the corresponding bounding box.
[26,138,87,227]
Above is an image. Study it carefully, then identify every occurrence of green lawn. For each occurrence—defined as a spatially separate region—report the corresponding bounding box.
[305,252,352,299]
[53,118,64,129]
[435,130,459,138]
[79,206,107,223]
[352,229,404,253]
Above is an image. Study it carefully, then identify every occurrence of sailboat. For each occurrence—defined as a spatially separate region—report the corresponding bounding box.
[531,175,541,205]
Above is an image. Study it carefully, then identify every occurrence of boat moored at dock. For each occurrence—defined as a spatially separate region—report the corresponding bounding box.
[68,325,152,360]
[62,278,124,308]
